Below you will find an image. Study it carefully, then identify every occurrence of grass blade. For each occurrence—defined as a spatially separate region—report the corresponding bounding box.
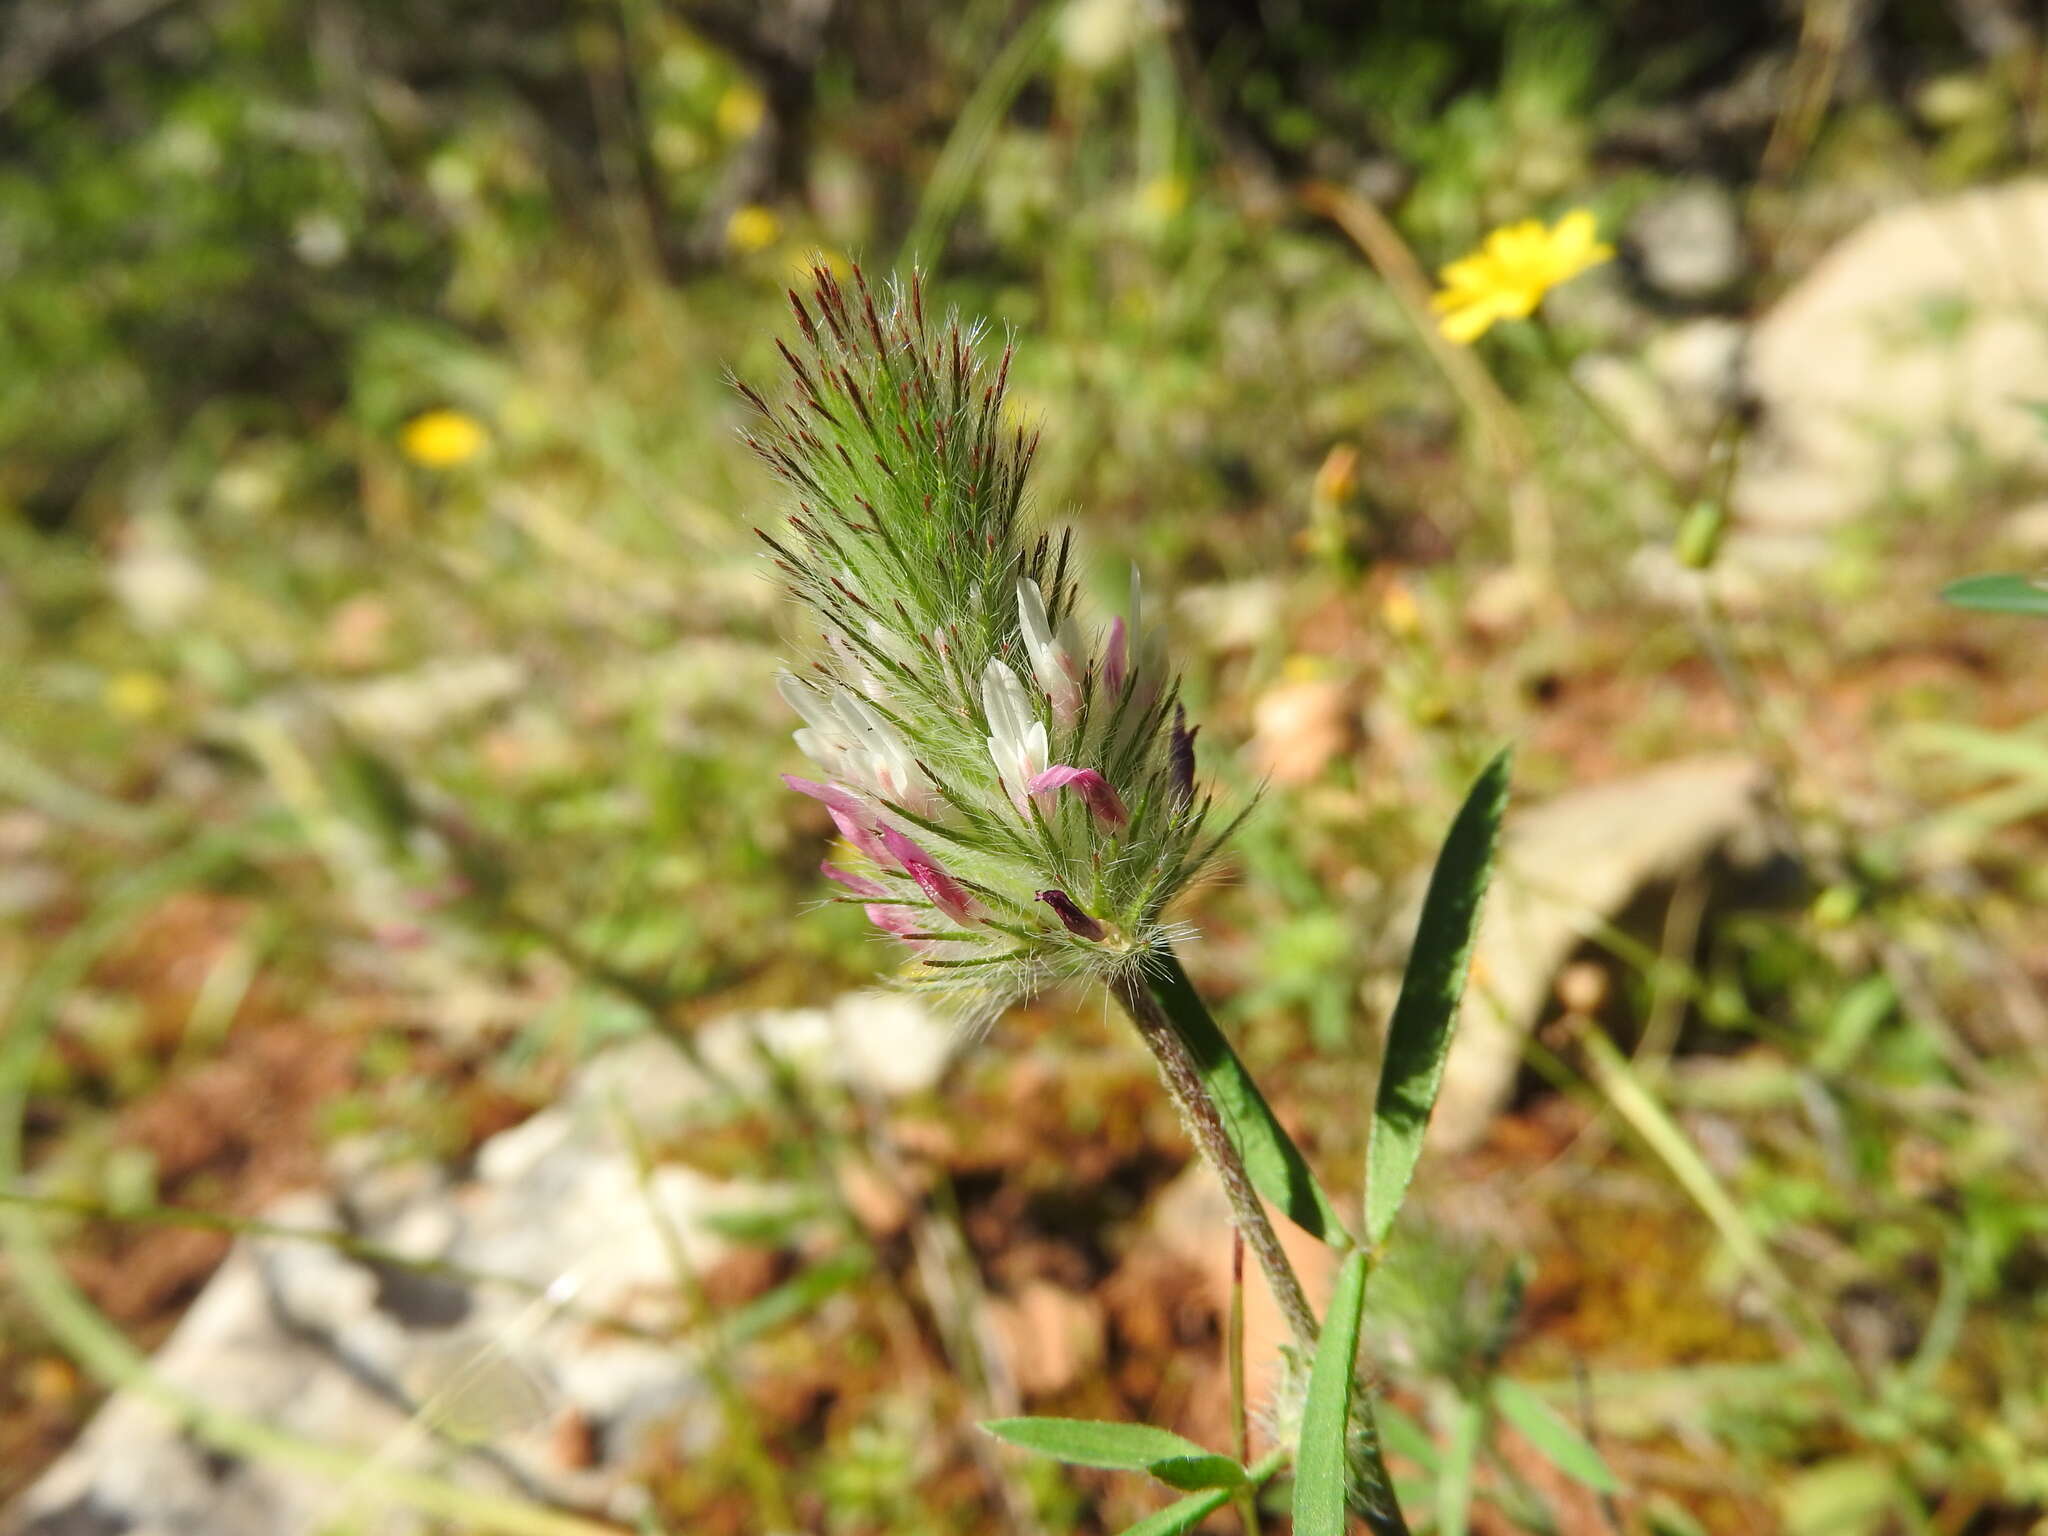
[1491,1378,1618,1494]
[1434,1396,1484,1536]
[1364,749,1511,1248]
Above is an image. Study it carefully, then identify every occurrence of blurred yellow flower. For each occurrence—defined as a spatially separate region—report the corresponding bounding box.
[726,204,782,254]
[1135,175,1188,222]
[1431,210,1613,344]
[714,81,766,140]
[400,409,488,468]
[105,670,169,720]
[1380,580,1421,638]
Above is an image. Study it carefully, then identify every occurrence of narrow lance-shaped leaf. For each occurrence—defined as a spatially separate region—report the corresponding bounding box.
[1941,572,2048,617]
[1292,1248,1370,1536]
[1144,950,1353,1248]
[1491,1379,1619,1494]
[1364,748,1511,1248]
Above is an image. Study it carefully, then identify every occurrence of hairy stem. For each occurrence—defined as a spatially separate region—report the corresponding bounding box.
[1110,950,1319,1353]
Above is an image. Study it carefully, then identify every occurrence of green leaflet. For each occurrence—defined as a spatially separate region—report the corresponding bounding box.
[1364,749,1512,1249]
[1147,1454,1249,1491]
[1112,1448,1288,1536]
[1434,1396,1485,1536]
[981,1416,1216,1476]
[1143,950,1353,1248]
[1291,1248,1370,1536]
[1113,1487,1236,1536]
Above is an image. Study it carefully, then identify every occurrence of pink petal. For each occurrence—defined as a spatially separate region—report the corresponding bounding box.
[1103,617,1129,696]
[827,807,891,867]
[864,902,922,939]
[782,774,866,820]
[1026,765,1130,830]
[821,860,886,898]
[879,825,980,923]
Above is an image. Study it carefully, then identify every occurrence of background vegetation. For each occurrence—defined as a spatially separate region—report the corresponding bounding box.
[4,0,2048,1530]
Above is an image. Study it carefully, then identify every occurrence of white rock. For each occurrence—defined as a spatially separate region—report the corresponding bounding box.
[325,656,527,741]
[1057,0,1143,71]
[1628,181,1748,302]
[825,990,962,1097]
[109,517,208,632]
[1735,180,2048,534]
[1173,578,1287,652]
[1997,497,2048,553]
[2,997,954,1536]
[1646,317,1747,428]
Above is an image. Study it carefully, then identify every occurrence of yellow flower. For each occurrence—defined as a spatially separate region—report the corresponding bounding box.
[1379,580,1421,639]
[725,203,782,254]
[105,670,169,720]
[714,81,766,140]
[1430,210,1613,344]
[1135,174,1188,223]
[400,409,488,468]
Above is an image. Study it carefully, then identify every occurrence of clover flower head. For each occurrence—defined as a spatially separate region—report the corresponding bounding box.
[740,263,1244,1013]
[1430,209,1613,344]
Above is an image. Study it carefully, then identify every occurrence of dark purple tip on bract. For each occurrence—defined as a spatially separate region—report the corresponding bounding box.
[1037,888,1105,941]
[1170,705,1199,809]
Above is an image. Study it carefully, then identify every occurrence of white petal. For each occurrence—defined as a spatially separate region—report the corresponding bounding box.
[826,631,886,699]
[792,727,844,776]
[1017,578,1055,669]
[864,619,913,665]
[777,672,831,728]
[980,659,1031,747]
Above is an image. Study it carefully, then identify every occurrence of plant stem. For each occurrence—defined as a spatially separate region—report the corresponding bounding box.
[1529,315,1695,511]
[1227,1232,1260,1535]
[1528,315,1815,860]
[1111,951,1319,1352]
[1300,179,1556,600]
